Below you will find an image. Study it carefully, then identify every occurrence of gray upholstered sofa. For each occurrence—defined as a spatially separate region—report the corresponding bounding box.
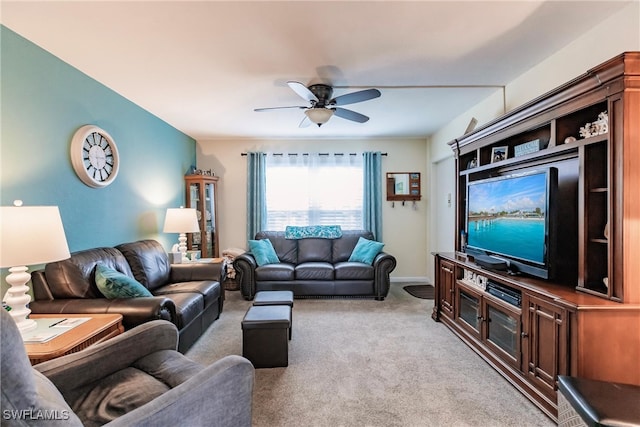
[234,230,396,300]
[29,239,223,353]
[0,308,254,427]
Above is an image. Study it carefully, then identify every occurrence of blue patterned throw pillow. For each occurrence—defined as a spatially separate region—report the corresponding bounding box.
[284,225,343,239]
[95,263,152,298]
[348,237,385,265]
[248,239,280,266]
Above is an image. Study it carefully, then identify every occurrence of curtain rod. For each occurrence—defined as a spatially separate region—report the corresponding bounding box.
[241,152,387,156]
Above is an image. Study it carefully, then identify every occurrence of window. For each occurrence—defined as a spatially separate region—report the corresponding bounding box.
[265,154,363,230]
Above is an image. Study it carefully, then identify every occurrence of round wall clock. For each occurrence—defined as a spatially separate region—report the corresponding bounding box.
[70,125,120,188]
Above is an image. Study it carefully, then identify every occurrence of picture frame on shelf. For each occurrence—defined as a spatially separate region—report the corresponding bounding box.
[466,157,477,169]
[491,146,508,163]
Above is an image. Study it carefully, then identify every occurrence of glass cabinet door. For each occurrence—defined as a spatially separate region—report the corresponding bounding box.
[457,286,482,338]
[203,182,216,257]
[188,183,202,249]
[485,300,521,369]
[185,175,219,258]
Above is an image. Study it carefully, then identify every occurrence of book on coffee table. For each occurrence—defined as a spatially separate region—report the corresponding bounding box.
[21,317,90,343]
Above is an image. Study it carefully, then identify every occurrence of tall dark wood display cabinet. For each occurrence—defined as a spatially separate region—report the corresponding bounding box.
[432,52,640,421]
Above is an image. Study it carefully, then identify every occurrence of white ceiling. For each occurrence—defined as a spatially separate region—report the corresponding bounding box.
[0,1,632,140]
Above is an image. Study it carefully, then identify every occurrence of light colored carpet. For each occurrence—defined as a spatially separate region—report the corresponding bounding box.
[187,284,554,427]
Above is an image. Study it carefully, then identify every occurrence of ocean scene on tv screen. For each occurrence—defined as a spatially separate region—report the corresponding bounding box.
[467,173,547,264]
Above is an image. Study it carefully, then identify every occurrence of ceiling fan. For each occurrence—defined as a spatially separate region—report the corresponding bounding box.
[254,81,381,127]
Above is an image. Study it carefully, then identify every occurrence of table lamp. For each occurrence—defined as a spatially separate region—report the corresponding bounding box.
[0,201,70,333]
[163,207,199,262]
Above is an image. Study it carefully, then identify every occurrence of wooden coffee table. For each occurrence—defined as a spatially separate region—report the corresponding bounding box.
[24,313,124,365]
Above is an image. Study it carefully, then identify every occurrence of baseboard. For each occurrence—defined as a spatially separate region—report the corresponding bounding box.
[391,276,430,284]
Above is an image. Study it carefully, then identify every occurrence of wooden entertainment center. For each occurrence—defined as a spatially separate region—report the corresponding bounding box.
[432,52,640,421]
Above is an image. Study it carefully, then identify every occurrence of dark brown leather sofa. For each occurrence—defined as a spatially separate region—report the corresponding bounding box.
[30,239,223,352]
[234,230,396,300]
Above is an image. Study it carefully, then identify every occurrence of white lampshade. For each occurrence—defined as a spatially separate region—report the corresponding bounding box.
[0,205,70,268]
[163,207,199,263]
[163,208,200,233]
[305,108,334,126]
[1,203,70,333]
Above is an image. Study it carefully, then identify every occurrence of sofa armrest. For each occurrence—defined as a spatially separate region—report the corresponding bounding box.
[233,253,257,300]
[108,355,254,427]
[35,320,179,393]
[170,262,224,282]
[372,252,397,300]
[29,297,176,330]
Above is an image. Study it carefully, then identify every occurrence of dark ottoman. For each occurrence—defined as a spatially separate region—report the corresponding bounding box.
[242,305,291,368]
[253,290,294,339]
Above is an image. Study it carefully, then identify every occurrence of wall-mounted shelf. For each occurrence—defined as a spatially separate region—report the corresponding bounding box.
[386,172,421,201]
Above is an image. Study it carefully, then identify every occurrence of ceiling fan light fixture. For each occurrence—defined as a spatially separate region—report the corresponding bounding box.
[305,108,334,126]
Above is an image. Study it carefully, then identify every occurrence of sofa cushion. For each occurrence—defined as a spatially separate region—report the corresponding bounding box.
[334,262,375,280]
[348,237,385,265]
[248,239,280,266]
[95,264,153,299]
[72,366,170,426]
[297,239,332,263]
[116,240,171,291]
[42,248,134,299]
[332,230,375,262]
[295,262,334,280]
[255,263,295,282]
[255,231,298,264]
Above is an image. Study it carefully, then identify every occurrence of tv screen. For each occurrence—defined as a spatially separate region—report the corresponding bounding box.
[466,168,557,278]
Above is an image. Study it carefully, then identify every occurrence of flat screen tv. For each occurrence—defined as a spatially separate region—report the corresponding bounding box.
[465,167,557,279]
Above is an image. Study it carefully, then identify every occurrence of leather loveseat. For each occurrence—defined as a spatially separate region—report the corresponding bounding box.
[234,230,396,300]
[30,239,223,352]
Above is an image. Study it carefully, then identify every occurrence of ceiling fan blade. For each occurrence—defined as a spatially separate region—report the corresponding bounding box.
[287,81,319,103]
[330,88,381,106]
[333,107,369,123]
[254,106,306,112]
[298,115,312,128]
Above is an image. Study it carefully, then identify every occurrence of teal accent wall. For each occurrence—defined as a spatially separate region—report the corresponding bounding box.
[1,26,195,255]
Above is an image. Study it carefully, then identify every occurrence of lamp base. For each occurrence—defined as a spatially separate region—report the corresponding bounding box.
[15,318,37,333]
[3,266,38,333]
[177,233,189,262]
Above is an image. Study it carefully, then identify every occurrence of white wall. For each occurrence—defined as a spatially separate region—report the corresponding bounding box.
[426,1,640,281]
[196,138,429,281]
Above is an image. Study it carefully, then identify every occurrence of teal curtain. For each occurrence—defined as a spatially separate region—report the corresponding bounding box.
[246,152,266,242]
[363,151,383,241]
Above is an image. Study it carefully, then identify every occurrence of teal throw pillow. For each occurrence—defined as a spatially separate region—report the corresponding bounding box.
[348,237,385,265]
[248,239,280,267]
[95,263,153,299]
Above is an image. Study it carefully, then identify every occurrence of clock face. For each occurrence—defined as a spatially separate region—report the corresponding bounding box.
[71,125,119,188]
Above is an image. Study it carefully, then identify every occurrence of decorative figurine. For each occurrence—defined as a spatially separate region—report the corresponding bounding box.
[579,111,608,139]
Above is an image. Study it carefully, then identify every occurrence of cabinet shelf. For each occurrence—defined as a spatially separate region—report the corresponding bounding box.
[589,187,608,193]
[590,238,608,244]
